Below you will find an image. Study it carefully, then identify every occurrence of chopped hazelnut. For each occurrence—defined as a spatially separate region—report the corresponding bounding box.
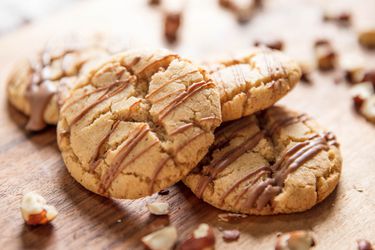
[254,40,284,51]
[314,39,337,71]
[299,62,313,84]
[363,71,375,89]
[164,12,182,44]
[359,29,375,49]
[179,223,215,250]
[149,0,161,6]
[222,229,240,242]
[323,11,351,26]
[147,202,169,215]
[275,230,315,250]
[21,192,58,225]
[142,226,178,250]
[361,96,375,123]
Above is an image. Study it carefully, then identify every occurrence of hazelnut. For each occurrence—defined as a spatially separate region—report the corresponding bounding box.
[359,29,375,49]
[178,223,215,250]
[21,192,58,225]
[254,40,284,51]
[340,56,365,84]
[275,230,315,250]
[222,229,240,242]
[142,226,178,250]
[357,239,374,250]
[164,12,181,44]
[361,96,375,123]
[350,81,373,111]
[149,0,161,6]
[314,39,337,71]
[299,62,313,84]
[323,11,351,26]
[147,202,169,215]
[363,71,375,88]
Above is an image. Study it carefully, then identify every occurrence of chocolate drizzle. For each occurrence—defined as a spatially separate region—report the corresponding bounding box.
[158,80,215,121]
[98,124,150,193]
[195,130,264,198]
[195,112,339,210]
[70,80,131,126]
[89,120,121,172]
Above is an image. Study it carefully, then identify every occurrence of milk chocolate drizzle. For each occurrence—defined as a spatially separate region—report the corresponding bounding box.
[196,112,339,210]
[158,80,215,121]
[98,124,150,193]
[25,48,78,131]
[70,80,131,126]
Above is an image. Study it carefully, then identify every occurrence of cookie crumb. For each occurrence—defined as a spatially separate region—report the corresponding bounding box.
[314,39,337,71]
[222,229,240,242]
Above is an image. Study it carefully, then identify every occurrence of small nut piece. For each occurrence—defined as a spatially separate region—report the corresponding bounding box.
[361,96,375,123]
[275,230,315,250]
[299,61,313,84]
[340,56,365,84]
[254,39,284,51]
[179,223,215,250]
[323,11,351,27]
[164,12,182,44]
[142,226,178,250]
[147,202,169,215]
[314,39,337,71]
[359,29,375,49]
[357,239,374,250]
[222,229,240,242]
[350,81,374,111]
[21,192,58,225]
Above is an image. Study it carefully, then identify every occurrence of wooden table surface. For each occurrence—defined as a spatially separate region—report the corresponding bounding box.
[1,0,375,249]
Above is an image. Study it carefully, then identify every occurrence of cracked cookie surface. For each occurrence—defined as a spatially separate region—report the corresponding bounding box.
[57,48,222,199]
[208,48,301,122]
[6,34,120,131]
[184,106,342,215]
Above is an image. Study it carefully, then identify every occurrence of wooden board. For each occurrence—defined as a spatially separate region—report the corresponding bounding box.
[1,0,375,249]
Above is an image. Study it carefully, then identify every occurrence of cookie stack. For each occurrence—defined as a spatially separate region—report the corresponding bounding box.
[7,41,342,215]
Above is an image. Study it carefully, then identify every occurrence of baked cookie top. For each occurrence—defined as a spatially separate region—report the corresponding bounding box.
[208,48,301,122]
[6,34,119,131]
[184,106,342,215]
[57,48,222,199]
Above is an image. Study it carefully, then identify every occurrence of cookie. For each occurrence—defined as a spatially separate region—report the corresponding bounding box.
[208,48,301,122]
[184,106,342,215]
[6,34,120,131]
[57,48,222,199]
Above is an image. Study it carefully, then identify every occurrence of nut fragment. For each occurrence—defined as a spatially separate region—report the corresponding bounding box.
[158,189,170,195]
[359,29,375,49]
[147,202,169,215]
[314,39,337,71]
[361,96,375,123]
[299,62,313,84]
[164,12,182,44]
[323,11,351,26]
[21,191,58,225]
[350,81,374,110]
[340,56,365,84]
[275,230,315,250]
[254,39,284,51]
[218,0,262,24]
[357,239,374,250]
[142,226,178,250]
[179,223,215,250]
[149,0,161,6]
[222,229,240,242]
[363,71,375,88]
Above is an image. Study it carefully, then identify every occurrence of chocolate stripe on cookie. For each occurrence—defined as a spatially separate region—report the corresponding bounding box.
[89,120,121,172]
[158,80,215,121]
[195,131,264,198]
[99,124,150,193]
[146,70,199,100]
[70,80,131,126]
[268,113,309,135]
[245,132,337,209]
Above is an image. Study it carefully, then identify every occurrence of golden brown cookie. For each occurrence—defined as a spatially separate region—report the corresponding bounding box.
[208,48,301,122]
[6,34,120,131]
[184,106,342,215]
[57,48,222,199]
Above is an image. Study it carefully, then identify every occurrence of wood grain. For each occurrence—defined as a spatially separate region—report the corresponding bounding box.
[0,0,375,249]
